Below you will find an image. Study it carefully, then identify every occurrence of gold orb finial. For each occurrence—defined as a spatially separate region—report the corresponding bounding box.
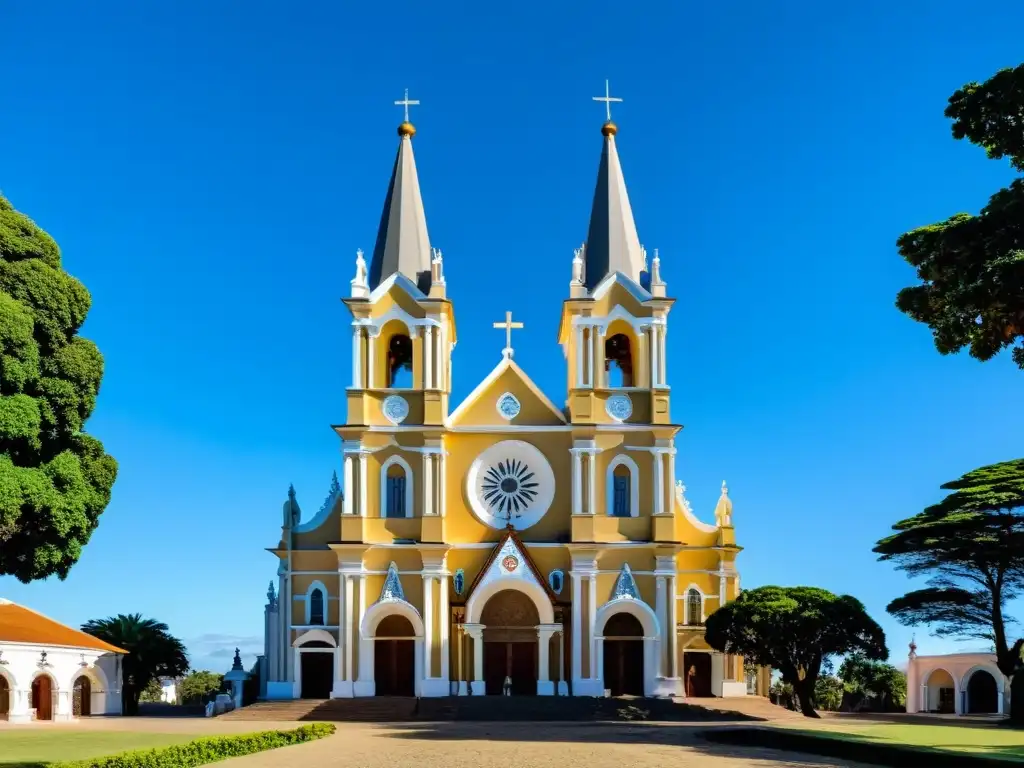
[601,120,618,137]
[398,121,416,138]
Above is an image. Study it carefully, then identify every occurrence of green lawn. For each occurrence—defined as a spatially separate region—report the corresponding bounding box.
[0,730,198,765]
[790,722,1024,762]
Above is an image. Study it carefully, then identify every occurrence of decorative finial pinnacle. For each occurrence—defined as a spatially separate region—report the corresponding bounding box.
[721,480,729,496]
[593,79,623,130]
[288,483,296,500]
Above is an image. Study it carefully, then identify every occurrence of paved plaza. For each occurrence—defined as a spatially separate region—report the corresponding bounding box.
[1,717,868,767]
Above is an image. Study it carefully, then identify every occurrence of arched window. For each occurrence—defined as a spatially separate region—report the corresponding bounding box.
[686,588,703,626]
[605,333,634,387]
[606,455,639,517]
[309,588,325,626]
[387,334,413,388]
[386,464,407,518]
[380,455,413,519]
[612,465,631,517]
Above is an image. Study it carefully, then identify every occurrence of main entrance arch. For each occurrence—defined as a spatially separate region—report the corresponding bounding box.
[0,672,10,720]
[602,612,644,696]
[481,590,539,695]
[374,615,416,696]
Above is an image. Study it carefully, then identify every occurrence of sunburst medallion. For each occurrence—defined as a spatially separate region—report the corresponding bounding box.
[481,459,538,519]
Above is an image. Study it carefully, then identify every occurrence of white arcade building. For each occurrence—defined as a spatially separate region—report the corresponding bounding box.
[0,598,125,721]
[905,640,1007,717]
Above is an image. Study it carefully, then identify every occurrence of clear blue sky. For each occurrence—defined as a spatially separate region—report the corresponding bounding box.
[2,1,1022,674]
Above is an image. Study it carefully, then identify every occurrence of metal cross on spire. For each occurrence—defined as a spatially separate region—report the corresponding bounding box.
[592,79,623,121]
[493,311,524,359]
[395,88,420,123]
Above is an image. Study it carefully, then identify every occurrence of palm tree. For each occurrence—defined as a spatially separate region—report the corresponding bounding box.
[82,614,189,715]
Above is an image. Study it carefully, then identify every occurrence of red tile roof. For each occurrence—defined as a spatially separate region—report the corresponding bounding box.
[0,599,126,654]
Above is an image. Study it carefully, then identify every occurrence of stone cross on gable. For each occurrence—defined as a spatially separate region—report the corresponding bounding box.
[493,311,524,359]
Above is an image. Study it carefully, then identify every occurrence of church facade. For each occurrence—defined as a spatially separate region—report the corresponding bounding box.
[262,91,759,700]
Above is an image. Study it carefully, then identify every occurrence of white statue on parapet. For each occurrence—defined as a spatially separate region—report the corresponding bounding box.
[714,481,733,527]
[351,248,369,298]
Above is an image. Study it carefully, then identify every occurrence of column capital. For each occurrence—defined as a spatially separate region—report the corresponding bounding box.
[462,622,484,640]
[537,623,562,637]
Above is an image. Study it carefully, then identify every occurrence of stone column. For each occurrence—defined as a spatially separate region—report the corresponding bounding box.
[439,573,450,681]
[648,326,657,388]
[344,575,355,683]
[422,453,434,516]
[658,323,667,385]
[343,454,354,515]
[595,326,606,388]
[423,574,434,679]
[572,450,583,515]
[571,573,583,683]
[352,327,363,388]
[587,452,596,515]
[438,451,447,517]
[367,329,376,388]
[667,448,676,513]
[464,624,485,695]
[575,326,584,387]
[653,451,665,515]
[589,327,598,387]
[537,626,553,696]
[424,327,433,389]
[358,453,368,516]
[588,575,598,679]
[656,575,668,677]
[669,574,679,679]
[558,630,567,695]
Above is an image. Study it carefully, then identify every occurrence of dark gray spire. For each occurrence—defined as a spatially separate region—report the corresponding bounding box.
[367,124,433,292]
[583,122,644,291]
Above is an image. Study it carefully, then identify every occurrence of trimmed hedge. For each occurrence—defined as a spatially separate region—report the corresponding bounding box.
[701,727,1018,768]
[49,724,335,768]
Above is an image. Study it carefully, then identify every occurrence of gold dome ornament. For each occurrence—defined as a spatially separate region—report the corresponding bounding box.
[398,121,416,137]
[601,120,618,137]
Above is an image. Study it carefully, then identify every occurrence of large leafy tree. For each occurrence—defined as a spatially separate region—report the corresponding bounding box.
[179,670,225,706]
[0,194,117,581]
[82,614,189,716]
[704,586,887,717]
[838,654,907,711]
[895,62,1024,369]
[874,458,1024,721]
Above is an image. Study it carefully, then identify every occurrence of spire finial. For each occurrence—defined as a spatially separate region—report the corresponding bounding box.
[288,483,296,500]
[395,88,420,137]
[721,480,729,496]
[593,79,622,136]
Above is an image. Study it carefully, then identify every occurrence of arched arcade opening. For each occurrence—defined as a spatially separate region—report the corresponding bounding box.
[966,669,999,714]
[374,614,416,696]
[31,673,55,721]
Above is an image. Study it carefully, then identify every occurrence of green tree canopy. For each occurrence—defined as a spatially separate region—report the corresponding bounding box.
[838,654,907,711]
[179,670,225,706]
[895,62,1024,369]
[874,458,1024,720]
[0,194,117,582]
[82,614,188,716]
[704,586,887,717]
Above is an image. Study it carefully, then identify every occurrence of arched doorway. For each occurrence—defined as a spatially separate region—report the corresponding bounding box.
[0,674,9,720]
[481,589,539,695]
[683,652,712,698]
[31,675,54,721]
[603,612,644,696]
[924,668,955,713]
[966,670,999,714]
[73,675,92,717]
[298,641,334,699]
[374,615,416,696]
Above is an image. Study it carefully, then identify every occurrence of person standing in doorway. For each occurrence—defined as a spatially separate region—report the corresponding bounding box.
[503,673,512,696]
[686,665,696,697]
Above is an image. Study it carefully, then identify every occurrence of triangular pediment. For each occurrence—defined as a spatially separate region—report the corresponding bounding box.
[448,357,567,427]
[464,527,556,605]
[611,563,641,601]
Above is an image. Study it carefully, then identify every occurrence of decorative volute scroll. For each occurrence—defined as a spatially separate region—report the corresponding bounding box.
[379,561,405,602]
[611,563,640,601]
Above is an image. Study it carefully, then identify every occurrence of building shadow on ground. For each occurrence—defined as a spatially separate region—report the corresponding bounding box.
[376,721,864,766]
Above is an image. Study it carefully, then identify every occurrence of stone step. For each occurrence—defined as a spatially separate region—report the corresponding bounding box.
[223,695,767,723]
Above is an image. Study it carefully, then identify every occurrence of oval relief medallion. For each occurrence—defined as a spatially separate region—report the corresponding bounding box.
[466,440,556,531]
